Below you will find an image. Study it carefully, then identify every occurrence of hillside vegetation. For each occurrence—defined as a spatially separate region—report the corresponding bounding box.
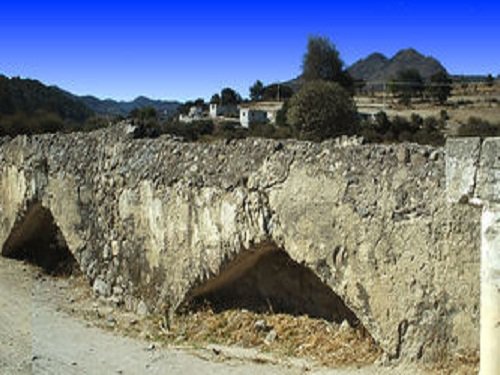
[0,75,94,136]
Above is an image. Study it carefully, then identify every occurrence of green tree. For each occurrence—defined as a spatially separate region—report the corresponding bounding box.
[210,94,220,104]
[302,35,353,92]
[428,71,452,104]
[178,100,195,115]
[389,69,424,106]
[220,87,241,105]
[194,98,205,107]
[262,84,294,101]
[286,81,358,141]
[249,80,264,101]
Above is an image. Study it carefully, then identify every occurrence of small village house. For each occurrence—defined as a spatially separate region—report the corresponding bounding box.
[238,101,284,128]
[179,106,204,123]
[209,103,239,119]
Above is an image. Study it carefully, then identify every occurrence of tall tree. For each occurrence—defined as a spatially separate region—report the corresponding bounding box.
[249,80,264,101]
[301,35,353,92]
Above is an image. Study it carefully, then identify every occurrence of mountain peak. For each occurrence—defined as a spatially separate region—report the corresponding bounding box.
[394,48,420,56]
[347,48,447,82]
[365,52,389,61]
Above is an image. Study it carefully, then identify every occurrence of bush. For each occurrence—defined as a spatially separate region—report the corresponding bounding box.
[162,119,215,141]
[457,117,500,137]
[248,122,295,140]
[286,81,358,141]
[359,111,445,146]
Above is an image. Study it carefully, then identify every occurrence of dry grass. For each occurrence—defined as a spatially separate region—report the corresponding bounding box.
[58,273,478,374]
[356,86,500,127]
[423,352,479,375]
[161,308,382,367]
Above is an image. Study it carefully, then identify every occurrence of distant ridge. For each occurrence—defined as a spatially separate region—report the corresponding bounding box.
[347,48,448,82]
[74,95,181,117]
[0,73,182,136]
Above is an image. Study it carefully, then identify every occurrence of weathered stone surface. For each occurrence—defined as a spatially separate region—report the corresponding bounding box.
[445,137,481,204]
[0,124,483,362]
[477,138,500,203]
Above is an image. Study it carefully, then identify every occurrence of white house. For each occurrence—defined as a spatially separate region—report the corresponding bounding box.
[179,106,204,123]
[238,101,284,128]
[209,103,239,119]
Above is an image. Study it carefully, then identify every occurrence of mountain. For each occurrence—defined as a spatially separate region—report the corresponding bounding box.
[281,48,447,92]
[76,95,181,117]
[347,53,389,82]
[347,48,448,83]
[0,74,181,137]
[0,75,93,123]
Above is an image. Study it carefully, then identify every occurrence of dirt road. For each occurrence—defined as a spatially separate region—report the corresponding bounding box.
[1,257,302,375]
[0,257,432,374]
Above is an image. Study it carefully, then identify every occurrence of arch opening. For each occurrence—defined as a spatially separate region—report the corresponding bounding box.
[1,203,79,276]
[187,245,359,326]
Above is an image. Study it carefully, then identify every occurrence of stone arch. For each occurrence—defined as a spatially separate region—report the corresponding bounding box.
[1,202,79,276]
[185,242,359,326]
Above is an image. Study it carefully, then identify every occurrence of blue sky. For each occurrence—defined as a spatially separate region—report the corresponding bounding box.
[0,1,498,101]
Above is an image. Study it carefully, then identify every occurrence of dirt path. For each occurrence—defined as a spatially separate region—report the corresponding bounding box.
[0,257,432,374]
[0,258,33,374]
[1,257,300,375]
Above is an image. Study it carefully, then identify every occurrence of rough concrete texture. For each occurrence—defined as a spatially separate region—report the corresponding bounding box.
[445,137,481,204]
[0,125,485,362]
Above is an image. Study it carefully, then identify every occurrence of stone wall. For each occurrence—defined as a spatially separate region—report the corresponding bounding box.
[0,125,485,362]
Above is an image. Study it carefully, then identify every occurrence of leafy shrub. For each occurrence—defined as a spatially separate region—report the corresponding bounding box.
[287,81,358,141]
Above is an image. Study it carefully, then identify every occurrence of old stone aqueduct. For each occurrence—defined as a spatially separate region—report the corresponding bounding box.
[0,124,498,367]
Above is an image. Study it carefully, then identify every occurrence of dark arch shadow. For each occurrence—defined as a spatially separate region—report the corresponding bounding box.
[186,244,359,326]
[1,202,79,276]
